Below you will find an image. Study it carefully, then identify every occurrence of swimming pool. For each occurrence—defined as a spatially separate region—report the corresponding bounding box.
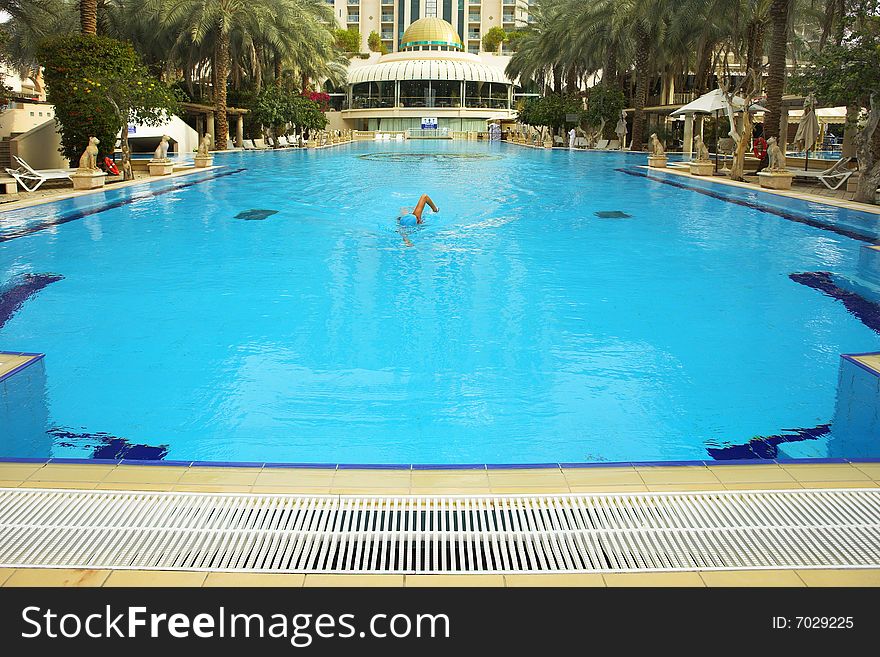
[2,141,880,464]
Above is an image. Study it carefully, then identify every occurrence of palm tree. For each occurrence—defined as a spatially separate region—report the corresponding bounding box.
[81,0,98,34]
[146,0,334,149]
[0,0,77,72]
[763,0,792,139]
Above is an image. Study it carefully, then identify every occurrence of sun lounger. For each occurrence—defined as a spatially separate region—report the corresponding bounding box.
[554,135,565,146]
[276,135,290,147]
[5,155,73,192]
[253,138,269,150]
[226,139,235,149]
[594,139,609,150]
[787,157,855,190]
[242,139,256,150]
[607,139,620,150]
[574,137,588,148]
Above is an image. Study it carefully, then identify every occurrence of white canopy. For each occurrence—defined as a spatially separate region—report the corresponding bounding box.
[349,59,509,85]
[671,88,764,115]
[788,105,848,123]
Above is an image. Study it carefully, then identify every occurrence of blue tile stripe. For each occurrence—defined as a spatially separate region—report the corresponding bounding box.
[0,167,247,242]
[2,457,875,469]
[616,167,880,244]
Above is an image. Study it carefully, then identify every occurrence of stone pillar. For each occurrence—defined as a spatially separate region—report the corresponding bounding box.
[683,114,694,158]
[236,114,244,148]
[206,111,215,147]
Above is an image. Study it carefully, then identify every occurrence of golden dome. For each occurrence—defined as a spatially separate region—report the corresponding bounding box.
[400,17,464,52]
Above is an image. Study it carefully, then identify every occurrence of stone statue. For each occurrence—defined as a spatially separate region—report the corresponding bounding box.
[78,136,100,171]
[615,110,628,145]
[767,136,786,172]
[153,135,170,161]
[120,144,133,180]
[693,135,710,162]
[197,133,212,157]
[649,133,665,157]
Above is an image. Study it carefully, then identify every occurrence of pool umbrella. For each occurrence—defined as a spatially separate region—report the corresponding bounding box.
[794,94,820,171]
[671,89,767,172]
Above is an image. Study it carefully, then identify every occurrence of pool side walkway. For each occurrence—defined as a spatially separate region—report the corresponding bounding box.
[0,164,222,214]
[1,460,878,587]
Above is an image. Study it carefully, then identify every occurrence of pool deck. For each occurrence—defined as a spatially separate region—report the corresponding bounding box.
[638,164,880,215]
[1,460,879,587]
[0,163,222,214]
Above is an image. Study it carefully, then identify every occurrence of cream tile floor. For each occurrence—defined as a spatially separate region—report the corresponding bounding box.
[1,461,878,586]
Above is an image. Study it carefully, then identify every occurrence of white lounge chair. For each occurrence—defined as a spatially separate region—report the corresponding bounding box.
[242,139,256,150]
[253,138,269,150]
[395,133,404,141]
[553,135,565,146]
[574,137,588,148]
[788,156,855,190]
[5,156,73,192]
[226,138,235,149]
[594,139,609,150]
[276,135,290,147]
[607,139,620,150]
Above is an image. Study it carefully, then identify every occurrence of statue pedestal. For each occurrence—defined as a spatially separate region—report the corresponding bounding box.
[71,169,107,190]
[688,161,714,176]
[148,159,174,176]
[757,170,794,190]
[648,155,668,168]
[194,155,213,168]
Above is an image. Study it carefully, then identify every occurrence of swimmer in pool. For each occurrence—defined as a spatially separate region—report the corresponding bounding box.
[397,194,438,246]
[398,194,438,227]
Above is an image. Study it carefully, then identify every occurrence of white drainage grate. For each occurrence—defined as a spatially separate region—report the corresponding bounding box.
[1,488,879,573]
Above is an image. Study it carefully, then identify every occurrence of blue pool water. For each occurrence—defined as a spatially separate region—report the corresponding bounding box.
[2,141,880,464]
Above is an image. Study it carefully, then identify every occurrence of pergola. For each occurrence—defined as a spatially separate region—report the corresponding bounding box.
[181,102,249,148]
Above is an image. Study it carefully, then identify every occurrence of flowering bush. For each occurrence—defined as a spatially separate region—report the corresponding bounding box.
[38,34,179,163]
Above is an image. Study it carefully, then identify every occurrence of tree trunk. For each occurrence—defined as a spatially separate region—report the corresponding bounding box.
[253,45,263,93]
[274,54,282,88]
[764,0,791,140]
[80,0,98,35]
[854,96,880,204]
[730,109,753,181]
[118,125,133,181]
[215,31,230,151]
[818,0,837,51]
[629,31,649,152]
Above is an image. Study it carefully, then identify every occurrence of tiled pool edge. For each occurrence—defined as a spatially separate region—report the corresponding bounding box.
[0,164,231,215]
[3,456,879,469]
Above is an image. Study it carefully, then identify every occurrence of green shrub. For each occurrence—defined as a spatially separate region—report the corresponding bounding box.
[334,28,360,54]
[37,34,179,163]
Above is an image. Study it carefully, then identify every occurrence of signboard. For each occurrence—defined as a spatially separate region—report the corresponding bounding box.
[127,125,136,135]
[565,113,579,123]
[421,117,438,129]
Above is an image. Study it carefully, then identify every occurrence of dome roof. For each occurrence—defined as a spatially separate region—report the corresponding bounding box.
[400,17,464,51]
[348,58,510,85]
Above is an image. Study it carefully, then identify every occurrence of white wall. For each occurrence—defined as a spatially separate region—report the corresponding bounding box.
[0,102,56,139]
[10,119,69,169]
[127,115,199,154]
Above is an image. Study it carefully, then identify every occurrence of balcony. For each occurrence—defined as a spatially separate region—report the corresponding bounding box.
[467,32,480,40]
[381,14,394,21]
[381,32,393,39]
[347,14,359,22]
[347,0,359,5]
[468,14,480,22]
[502,13,515,22]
